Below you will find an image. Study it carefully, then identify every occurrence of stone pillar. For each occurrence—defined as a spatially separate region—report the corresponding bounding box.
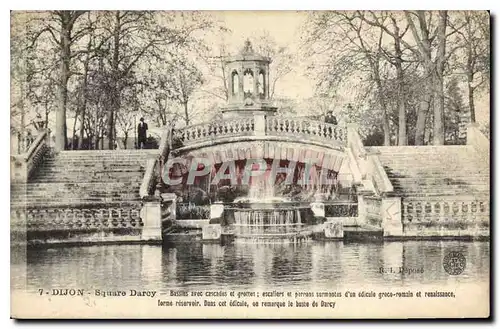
[161,193,177,219]
[254,113,266,136]
[239,66,244,96]
[140,200,162,241]
[209,202,224,224]
[310,202,325,221]
[210,202,224,219]
[266,69,270,99]
[253,65,258,96]
[381,197,403,237]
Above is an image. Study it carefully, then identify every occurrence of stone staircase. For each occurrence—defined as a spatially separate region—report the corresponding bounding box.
[12,149,158,207]
[11,149,159,235]
[368,145,490,200]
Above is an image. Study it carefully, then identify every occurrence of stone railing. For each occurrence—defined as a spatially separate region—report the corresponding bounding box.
[170,116,348,149]
[402,196,490,224]
[366,154,393,194]
[11,130,49,183]
[11,205,144,232]
[140,123,174,199]
[346,125,392,195]
[266,117,346,144]
[172,117,255,147]
[347,124,367,159]
[139,158,159,199]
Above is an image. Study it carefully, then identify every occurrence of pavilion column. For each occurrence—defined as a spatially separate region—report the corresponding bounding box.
[266,69,270,99]
[239,66,244,96]
[253,65,258,96]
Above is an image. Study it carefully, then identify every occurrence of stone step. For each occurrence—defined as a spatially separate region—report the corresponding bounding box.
[386,168,490,178]
[11,191,141,198]
[386,175,489,181]
[390,180,489,186]
[384,165,487,169]
[38,164,146,170]
[13,181,142,188]
[56,150,158,156]
[378,154,480,158]
[382,166,488,172]
[11,200,142,210]
[401,196,490,202]
[32,174,144,180]
[394,188,490,194]
[391,191,489,197]
[43,157,149,162]
[31,172,145,179]
[391,187,490,193]
[36,169,146,175]
[388,180,489,185]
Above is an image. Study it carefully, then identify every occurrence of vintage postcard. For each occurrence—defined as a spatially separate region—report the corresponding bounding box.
[10,10,490,319]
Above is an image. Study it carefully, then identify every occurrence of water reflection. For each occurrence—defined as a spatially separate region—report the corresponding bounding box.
[12,241,489,293]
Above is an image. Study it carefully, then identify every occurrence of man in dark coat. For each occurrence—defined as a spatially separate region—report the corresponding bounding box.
[324,111,338,138]
[137,117,148,149]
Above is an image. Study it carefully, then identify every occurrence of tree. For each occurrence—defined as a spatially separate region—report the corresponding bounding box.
[249,31,294,99]
[404,10,450,145]
[359,11,412,145]
[99,11,214,149]
[448,11,490,123]
[27,11,91,150]
[161,55,204,125]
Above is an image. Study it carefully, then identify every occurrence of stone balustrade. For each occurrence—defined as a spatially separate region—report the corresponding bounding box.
[266,117,346,143]
[172,117,255,146]
[402,197,490,224]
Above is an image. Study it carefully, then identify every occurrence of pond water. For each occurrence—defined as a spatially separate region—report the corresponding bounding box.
[11,240,489,293]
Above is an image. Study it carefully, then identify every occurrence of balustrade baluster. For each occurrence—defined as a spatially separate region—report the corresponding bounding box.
[439,201,445,221]
[413,202,419,222]
[430,202,437,222]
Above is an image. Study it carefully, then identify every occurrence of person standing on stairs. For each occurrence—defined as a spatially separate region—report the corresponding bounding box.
[137,117,148,149]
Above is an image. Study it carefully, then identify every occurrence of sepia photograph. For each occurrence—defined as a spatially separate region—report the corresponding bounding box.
[9,9,491,319]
